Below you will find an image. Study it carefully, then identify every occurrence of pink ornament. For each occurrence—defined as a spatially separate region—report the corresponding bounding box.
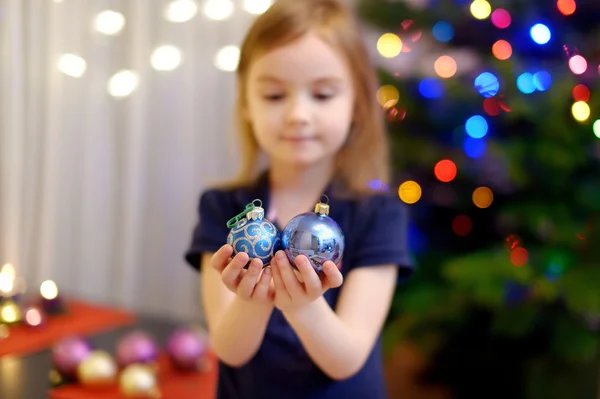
[166,328,207,371]
[115,330,159,368]
[52,336,93,379]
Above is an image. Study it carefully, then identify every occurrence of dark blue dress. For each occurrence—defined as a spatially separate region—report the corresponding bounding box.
[185,172,413,399]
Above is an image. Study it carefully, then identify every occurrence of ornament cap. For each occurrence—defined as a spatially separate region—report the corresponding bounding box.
[226,199,264,228]
[247,206,264,221]
[314,194,330,215]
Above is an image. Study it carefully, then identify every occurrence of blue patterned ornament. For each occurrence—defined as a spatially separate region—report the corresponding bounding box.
[226,199,280,267]
[281,196,344,273]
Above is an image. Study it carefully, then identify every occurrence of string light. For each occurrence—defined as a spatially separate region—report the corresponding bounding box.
[470,0,492,20]
[572,84,590,102]
[492,40,512,60]
[94,10,125,35]
[150,45,182,71]
[377,33,402,58]
[434,160,457,183]
[557,0,576,16]
[530,23,551,45]
[434,55,457,78]
[376,85,400,109]
[593,120,600,138]
[107,70,139,98]
[572,101,590,122]
[165,0,198,23]
[452,215,473,236]
[214,45,240,72]
[57,54,87,78]
[568,55,587,75]
[244,0,273,15]
[491,9,511,29]
[398,181,422,204]
[472,187,493,208]
[203,0,234,20]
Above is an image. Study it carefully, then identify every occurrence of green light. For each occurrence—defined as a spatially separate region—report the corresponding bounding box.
[594,119,600,139]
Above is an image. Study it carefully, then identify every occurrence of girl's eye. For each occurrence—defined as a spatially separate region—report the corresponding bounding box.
[314,92,335,101]
[263,94,285,101]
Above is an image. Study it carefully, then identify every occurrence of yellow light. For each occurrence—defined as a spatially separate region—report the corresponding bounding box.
[0,301,22,323]
[40,280,58,300]
[472,186,494,208]
[376,85,400,109]
[470,0,492,20]
[398,181,422,204]
[594,120,600,138]
[377,33,402,58]
[572,101,590,122]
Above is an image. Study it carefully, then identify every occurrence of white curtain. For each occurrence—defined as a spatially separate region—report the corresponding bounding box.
[0,0,258,321]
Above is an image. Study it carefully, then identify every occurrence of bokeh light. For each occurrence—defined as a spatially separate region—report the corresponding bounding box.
[434,55,457,78]
[557,0,576,16]
[572,101,590,122]
[532,71,552,91]
[568,55,587,75]
[465,115,488,138]
[516,72,535,94]
[434,160,458,182]
[398,181,422,204]
[452,215,473,236]
[474,72,499,97]
[504,234,522,251]
[377,33,402,58]
[376,85,400,108]
[472,186,494,208]
[470,0,491,20]
[492,40,512,60]
[483,98,500,116]
[432,21,454,42]
[572,84,590,102]
[463,137,487,158]
[491,8,511,29]
[418,78,445,99]
[510,247,529,267]
[530,23,551,45]
[593,120,600,138]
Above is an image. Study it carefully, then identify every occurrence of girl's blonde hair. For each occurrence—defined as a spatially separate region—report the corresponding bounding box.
[230,0,390,195]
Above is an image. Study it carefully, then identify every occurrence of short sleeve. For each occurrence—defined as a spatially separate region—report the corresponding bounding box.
[348,194,414,278]
[184,189,232,271]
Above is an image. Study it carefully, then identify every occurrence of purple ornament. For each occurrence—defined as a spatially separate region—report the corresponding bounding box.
[115,330,159,368]
[51,336,93,379]
[166,328,207,371]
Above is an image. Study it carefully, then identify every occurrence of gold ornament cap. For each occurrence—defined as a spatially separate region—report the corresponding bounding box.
[314,195,330,216]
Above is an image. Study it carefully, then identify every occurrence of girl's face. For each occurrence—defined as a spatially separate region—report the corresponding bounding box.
[244,33,355,169]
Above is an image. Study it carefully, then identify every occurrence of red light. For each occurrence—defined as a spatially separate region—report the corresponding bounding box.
[434,160,457,183]
[452,215,472,236]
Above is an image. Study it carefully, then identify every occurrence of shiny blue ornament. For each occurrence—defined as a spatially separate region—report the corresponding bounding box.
[281,196,344,273]
[226,199,280,267]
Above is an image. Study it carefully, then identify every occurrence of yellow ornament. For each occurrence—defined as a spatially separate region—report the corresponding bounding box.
[119,364,160,398]
[77,350,117,387]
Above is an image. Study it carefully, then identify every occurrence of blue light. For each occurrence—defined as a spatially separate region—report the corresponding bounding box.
[432,21,454,43]
[463,137,487,158]
[418,77,445,99]
[465,115,488,139]
[474,72,500,98]
[367,180,389,191]
[533,71,552,91]
[517,72,535,94]
[530,23,551,45]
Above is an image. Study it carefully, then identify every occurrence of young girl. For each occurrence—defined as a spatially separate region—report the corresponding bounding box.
[185,0,413,397]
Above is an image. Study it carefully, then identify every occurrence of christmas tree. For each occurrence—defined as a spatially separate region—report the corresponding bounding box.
[357,0,600,397]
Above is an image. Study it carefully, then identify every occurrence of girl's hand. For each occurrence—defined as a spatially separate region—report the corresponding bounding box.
[210,244,274,305]
[271,250,344,312]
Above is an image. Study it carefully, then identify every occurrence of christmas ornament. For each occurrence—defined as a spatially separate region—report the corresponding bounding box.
[115,330,159,368]
[77,350,117,387]
[166,327,207,371]
[281,195,344,273]
[51,336,93,379]
[119,364,160,398]
[227,199,280,267]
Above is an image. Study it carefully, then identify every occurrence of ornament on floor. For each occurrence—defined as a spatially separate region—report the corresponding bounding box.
[52,336,93,379]
[281,195,344,273]
[116,330,159,368]
[227,199,281,267]
[77,350,117,387]
[166,327,208,371]
[119,363,160,398]
[39,280,67,315]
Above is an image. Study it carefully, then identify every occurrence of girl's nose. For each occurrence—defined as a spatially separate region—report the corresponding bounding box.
[285,94,310,126]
